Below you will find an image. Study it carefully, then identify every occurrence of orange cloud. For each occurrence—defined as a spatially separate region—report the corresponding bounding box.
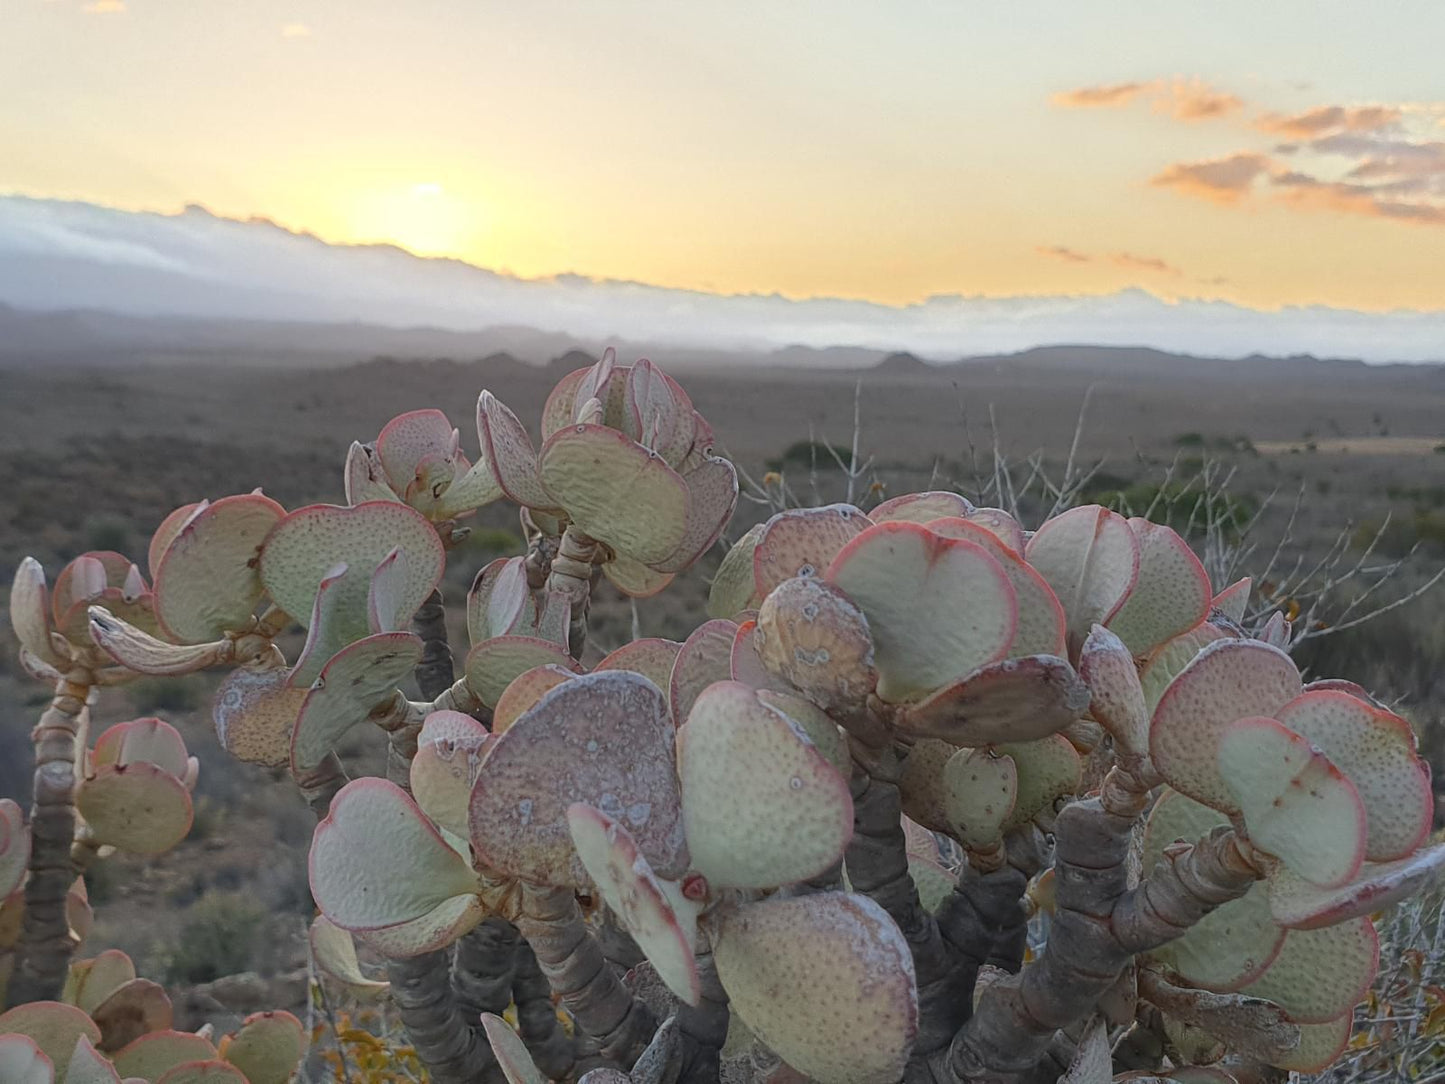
[1255,105,1401,139]
[1050,82,1150,109]
[1150,153,1272,204]
[1036,245,1091,263]
[1157,79,1244,122]
[1270,171,1445,225]
[1111,252,1181,275]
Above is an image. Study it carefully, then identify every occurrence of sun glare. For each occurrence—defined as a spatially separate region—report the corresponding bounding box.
[349,183,474,258]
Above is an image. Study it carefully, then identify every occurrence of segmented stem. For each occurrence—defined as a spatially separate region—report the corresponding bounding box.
[545,524,602,661]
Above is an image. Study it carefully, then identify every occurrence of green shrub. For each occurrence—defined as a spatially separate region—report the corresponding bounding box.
[162,892,266,984]
[767,440,855,472]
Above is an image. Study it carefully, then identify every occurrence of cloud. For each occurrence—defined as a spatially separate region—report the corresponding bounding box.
[1255,105,1401,139]
[1053,78,1241,122]
[0,196,1442,363]
[1111,252,1181,275]
[1269,171,1445,225]
[1036,245,1091,263]
[1150,153,1272,203]
[1157,79,1243,122]
[280,23,311,38]
[1050,82,1149,109]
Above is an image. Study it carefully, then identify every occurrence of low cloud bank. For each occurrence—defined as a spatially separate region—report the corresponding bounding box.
[1,195,1442,363]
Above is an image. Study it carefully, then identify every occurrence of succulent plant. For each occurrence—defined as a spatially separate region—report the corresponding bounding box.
[6,354,1443,1084]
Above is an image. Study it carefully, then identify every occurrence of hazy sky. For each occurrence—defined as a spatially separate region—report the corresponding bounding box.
[3,1,1443,312]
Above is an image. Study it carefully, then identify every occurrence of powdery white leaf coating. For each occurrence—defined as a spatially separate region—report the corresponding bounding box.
[290,633,422,774]
[898,739,960,835]
[567,804,701,1005]
[539,424,690,565]
[77,764,192,855]
[411,712,493,838]
[309,778,481,932]
[679,681,852,888]
[154,1061,249,1083]
[10,557,62,668]
[91,718,188,780]
[112,1031,218,1082]
[212,666,304,768]
[707,524,765,620]
[0,1030,55,1084]
[467,556,536,645]
[1212,577,1252,624]
[827,522,1017,703]
[259,501,443,632]
[925,517,1067,658]
[1266,842,1445,930]
[1060,1017,1111,1084]
[309,916,389,997]
[894,655,1091,746]
[62,1035,122,1084]
[998,735,1081,830]
[219,1011,307,1084]
[1078,625,1149,758]
[343,441,401,507]
[1150,638,1303,811]
[1105,519,1212,658]
[351,894,487,957]
[1275,690,1432,861]
[0,798,29,899]
[653,455,738,574]
[1139,622,1230,715]
[752,504,870,598]
[1024,505,1140,652]
[942,748,1017,848]
[754,576,876,712]
[1237,917,1378,1023]
[153,494,284,644]
[962,507,1027,553]
[601,552,675,598]
[1270,1015,1353,1073]
[870,490,973,524]
[0,1002,100,1079]
[481,1013,547,1084]
[670,618,738,724]
[595,638,683,693]
[492,664,577,734]
[469,671,686,887]
[755,689,851,776]
[476,390,556,509]
[1219,716,1366,889]
[712,892,918,1084]
[463,635,582,709]
[541,367,590,441]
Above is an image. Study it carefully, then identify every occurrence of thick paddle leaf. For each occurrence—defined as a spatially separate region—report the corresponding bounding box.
[1275,690,1432,861]
[1139,621,1229,714]
[111,1031,217,1082]
[10,557,62,668]
[1219,716,1366,888]
[712,892,917,1084]
[1270,1015,1352,1073]
[538,424,688,565]
[0,1031,54,1084]
[942,748,1017,848]
[679,681,851,888]
[469,672,685,887]
[826,521,1016,703]
[477,390,554,509]
[154,493,284,643]
[91,718,188,779]
[870,490,971,524]
[0,1002,100,1078]
[221,1011,307,1084]
[1212,578,1252,623]
[290,633,422,774]
[259,501,442,630]
[0,798,28,898]
[754,575,879,711]
[894,655,1090,745]
[1078,625,1149,758]
[568,804,701,1004]
[410,711,492,839]
[309,916,389,998]
[998,735,1080,829]
[1105,519,1212,657]
[752,504,870,597]
[962,507,1026,553]
[594,637,682,693]
[491,665,576,734]
[1150,638,1302,812]
[76,765,191,855]
[309,778,481,932]
[669,618,737,724]
[1266,842,1445,930]
[481,1013,546,1084]
[707,524,764,619]
[462,635,581,709]
[1236,918,1378,1023]
[653,454,738,574]
[1024,505,1139,651]
[467,556,536,645]
[212,665,304,768]
[351,894,487,957]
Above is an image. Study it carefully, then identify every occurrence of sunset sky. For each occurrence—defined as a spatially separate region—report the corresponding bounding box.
[3,0,1444,314]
